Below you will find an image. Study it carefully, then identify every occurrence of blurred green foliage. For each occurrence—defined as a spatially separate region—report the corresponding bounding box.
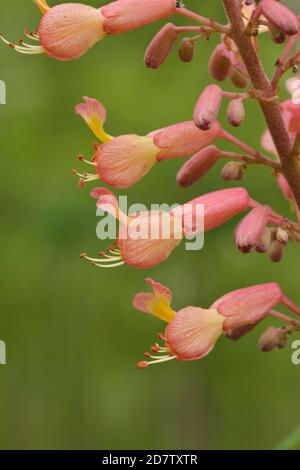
[0,0,299,450]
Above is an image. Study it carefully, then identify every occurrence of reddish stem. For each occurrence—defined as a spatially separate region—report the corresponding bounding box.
[222,0,300,210]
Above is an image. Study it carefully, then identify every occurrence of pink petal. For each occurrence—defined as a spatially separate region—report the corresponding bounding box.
[172,187,249,236]
[166,307,224,361]
[75,96,107,127]
[211,283,283,330]
[102,0,176,35]
[151,121,221,160]
[39,4,105,61]
[118,211,182,269]
[96,135,159,188]
[132,292,156,313]
[145,278,172,303]
[90,186,119,218]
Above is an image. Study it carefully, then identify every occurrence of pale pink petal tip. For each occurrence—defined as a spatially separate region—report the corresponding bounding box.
[90,187,119,216]
[145,277,172,303]
[133,278,172,313]
[75,96,107,126]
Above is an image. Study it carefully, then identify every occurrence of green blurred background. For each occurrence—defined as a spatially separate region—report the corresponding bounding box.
[0,0,300,450]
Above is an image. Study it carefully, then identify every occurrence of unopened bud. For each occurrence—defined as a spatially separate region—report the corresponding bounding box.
[258,327,288,352]
[177,145,221,188]
[276,228,289,245]
[221,161,245,181]
[235,206,270,254]
[227,99,245,127]
[256,227,271,253]
[208,43,233,81]
[269,240,284,262]
[178,38,195,63]
[193,84,223,130]
[225,324,256,341]
[230,64,249,89]
[144,23,178,69]
[260,0,300,36]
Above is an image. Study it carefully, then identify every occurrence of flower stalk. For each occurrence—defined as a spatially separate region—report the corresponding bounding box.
[222,0,300,210]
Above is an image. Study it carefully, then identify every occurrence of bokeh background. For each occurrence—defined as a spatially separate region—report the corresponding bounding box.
[0,0,300,450]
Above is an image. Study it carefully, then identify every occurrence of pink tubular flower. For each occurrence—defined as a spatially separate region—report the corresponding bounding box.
[74,97,222,188]
[173,187,250,235]
[80,187,250,270]
[1,1,177,61]
[101,0,177,35]
[135,279,291,367]
[234,206,271,253]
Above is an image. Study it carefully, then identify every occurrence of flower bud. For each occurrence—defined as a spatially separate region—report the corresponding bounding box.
[227,99,245,127]
[208,44,233,81]
[255,227,271,253]
[230,66,249,89]
[144,23,177,69]
[276,228,289,246]
[269,240,284,263]
[235,206,270,253]
[258,327,288,352]
[178,38,195,63]
[176,146,221,188]
[193,84,223,130]
[260,0,300,36]
[221,161,245,181]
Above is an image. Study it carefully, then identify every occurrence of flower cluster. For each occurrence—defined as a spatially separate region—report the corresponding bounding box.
[4,0,300,367]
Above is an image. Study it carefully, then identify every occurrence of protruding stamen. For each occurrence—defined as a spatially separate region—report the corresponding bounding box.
[91,261,125,269]
[0,33,44,55]
[78,154,96,166]
[137,355,176,368]
[72,169,100,187]
[80,250,125,269]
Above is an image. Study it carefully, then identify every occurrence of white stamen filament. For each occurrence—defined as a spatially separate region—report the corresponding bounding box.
[146,355,176,366]
[84,255,123,263]
[92,261,125,268]
[0,34,44,55]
